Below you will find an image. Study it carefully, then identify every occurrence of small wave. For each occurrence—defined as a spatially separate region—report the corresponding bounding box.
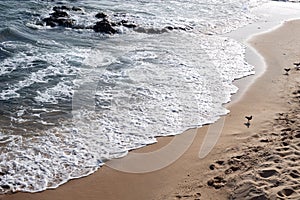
[25,22,48,30]
[0,27,35,43]
[0,50,11,60]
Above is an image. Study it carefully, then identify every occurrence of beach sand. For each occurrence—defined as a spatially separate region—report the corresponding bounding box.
[2,13,300,200]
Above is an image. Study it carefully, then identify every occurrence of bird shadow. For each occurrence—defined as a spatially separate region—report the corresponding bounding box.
[244,122,251,128]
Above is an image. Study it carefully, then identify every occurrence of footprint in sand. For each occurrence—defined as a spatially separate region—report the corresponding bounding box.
[260,138,271,143]
[216,160,225,165]
[175,192,201,199]
[209,160,226,170]
[258,169,278,178]
[207,176,226,189]
[277,188,297,198]
[289,170,300,179]
[225,165,240,174]
[230,182,268,200]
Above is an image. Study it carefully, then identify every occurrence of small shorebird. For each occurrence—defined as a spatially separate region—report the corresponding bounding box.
[293,62,300,70]
[284,68,291,75]
[245,115,252,122]
[293,62,300,66]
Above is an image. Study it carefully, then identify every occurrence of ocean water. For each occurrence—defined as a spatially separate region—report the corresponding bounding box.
[0,0,265,193]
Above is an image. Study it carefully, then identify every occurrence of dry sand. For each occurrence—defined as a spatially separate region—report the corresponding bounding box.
[2,16,300,200]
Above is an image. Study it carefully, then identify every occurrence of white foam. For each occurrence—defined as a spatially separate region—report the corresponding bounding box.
[0,31,254,193]
[0,43,87,101]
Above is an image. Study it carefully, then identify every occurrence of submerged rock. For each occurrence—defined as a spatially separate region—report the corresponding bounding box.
[95,12,107,19]
[42,17,57,27]
[50,10,70,18]
[43,16,75,28]
[118,20,137,28]
[93,19,117,34]
[42,7,77,28]
[53,5,83,12]
[72,6,83,12]
[53,5,71,11]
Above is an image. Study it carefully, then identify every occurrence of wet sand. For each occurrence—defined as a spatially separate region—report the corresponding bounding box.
[3,5,300,200]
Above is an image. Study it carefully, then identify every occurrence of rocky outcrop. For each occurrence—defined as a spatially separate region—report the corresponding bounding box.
[95,12,107,19]
[52,5,84,12]
[42,7,77,28]
[93,19,117,34]
[36,5,191,35]
[42,17,75,28]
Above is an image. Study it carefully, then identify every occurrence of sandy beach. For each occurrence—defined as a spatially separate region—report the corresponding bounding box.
[3,5,300,200]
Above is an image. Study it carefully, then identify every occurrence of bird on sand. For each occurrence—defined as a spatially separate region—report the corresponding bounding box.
[284,68,291,75]
[293,62,300,66]
[293,62,300,70]
[245,115,252,122]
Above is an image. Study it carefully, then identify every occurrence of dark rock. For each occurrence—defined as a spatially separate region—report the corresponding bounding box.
[72,6,83,12]
[53,5,83,12]
[122,23,137,28]
[42,17,58,27]
[38,6,142,34]
[50,10,70,18]
[173,26,193,31]
[95,12,107,19]
[114,12,127,17]
[72,24,86,29]
[1,185,10,189]
[164,26,192,32]
[42,16,75,28]
[35,20,45,27]
[110,22,117,27]
[165,26,174,30]
[57,18,76,27]
[93,19,116,34]
[41,7,77,28]
[174,27,188,31]
[53,6,60,12]
[120,20,137,28]
[61,5,70,10]
[53,6,71,12]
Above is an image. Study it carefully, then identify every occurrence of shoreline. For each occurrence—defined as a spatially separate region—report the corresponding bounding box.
[3,2,300,200]
[200,19,300,199]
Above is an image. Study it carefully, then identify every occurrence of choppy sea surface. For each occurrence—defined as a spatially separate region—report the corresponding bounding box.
[0,0,267,193]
